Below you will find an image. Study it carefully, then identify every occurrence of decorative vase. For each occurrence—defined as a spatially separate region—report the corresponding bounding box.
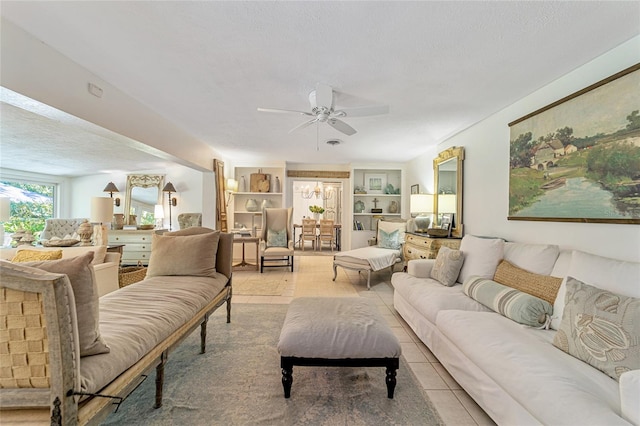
[245,198,258,212]
[77,220,93,246]
[239,176,246,192]
[113,213,125,230]
[313,212,320,221]
[128,214,137,226]
[389,200,398,214]
[261,199,271,210]
[274,176,281,193]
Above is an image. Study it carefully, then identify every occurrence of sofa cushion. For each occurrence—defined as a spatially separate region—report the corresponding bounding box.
[13,246,108,265]
[12,249,62,262]
[551,251,640,330]
[430,246,464,287]
[463,276,553,327]
[266,228,287,248]
[457,235,504,284]
[503,242,560,275]
[553,276,639,381]
[25,252,110,357]
[147,231,220,278]
[493,260,562,305]
[435,310,624,426]
[391,272,490,324]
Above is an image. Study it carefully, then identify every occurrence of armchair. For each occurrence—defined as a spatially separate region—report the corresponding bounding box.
[259,207,294,272]
[178,213,202,229]
[39,218,88,241]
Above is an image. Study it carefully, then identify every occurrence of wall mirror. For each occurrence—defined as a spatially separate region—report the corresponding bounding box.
[433,146,464,238]
[124,174,165,226]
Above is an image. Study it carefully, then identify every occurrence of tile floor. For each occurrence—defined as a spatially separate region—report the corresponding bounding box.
[232,254,496,425]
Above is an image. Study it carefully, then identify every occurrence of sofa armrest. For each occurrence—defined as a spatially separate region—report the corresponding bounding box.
[407,259,436,278]
[104,252,120,263]
[620,370,640,425]
[94,256,120,297]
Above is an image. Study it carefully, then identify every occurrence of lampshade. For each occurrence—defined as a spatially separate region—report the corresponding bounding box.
[154,204,165,219]
[162,182,177,193]
[438,194,456,213]
[90,197,114,223]
[103,182,119,194]
[226,178,238,193]
[410,194,434,214]
[0,197,10,222]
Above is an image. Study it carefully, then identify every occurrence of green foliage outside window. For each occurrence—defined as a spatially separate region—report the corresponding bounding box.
[1,181,54,238]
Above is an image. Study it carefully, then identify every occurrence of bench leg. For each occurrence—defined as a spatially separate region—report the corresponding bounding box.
[281,364,293,398]
[332,263,338,281]
[154,352,167,408]
[385,366,397,399]
[200,314,208,354]
[367,270,371,290]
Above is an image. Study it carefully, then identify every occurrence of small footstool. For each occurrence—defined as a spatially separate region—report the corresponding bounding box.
[277,297,402,398]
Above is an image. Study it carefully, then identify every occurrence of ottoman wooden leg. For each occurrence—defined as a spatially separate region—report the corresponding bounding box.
[281,358,293,398]
[386,360,398,399]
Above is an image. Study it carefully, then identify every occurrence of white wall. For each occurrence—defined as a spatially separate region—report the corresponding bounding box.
[426,36,640,262]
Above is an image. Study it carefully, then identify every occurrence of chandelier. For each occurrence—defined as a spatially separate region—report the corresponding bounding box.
[301,182,334,200]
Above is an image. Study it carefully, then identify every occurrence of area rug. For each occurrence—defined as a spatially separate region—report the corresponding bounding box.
[101,304,443,426]
[233,279,288,296]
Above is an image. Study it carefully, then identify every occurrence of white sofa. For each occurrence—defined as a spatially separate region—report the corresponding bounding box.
[0,246,120,296]
[391,235,639,426]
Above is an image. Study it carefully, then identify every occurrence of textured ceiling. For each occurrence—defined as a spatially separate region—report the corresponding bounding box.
[1,1,639,176]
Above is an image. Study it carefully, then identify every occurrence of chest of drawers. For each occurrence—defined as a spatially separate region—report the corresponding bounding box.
[403,232,461,262]
[108,230,164,265]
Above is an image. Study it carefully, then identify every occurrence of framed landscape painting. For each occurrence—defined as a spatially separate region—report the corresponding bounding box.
[508,63,640,224]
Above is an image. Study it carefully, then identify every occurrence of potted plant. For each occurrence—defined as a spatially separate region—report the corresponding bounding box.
[309,205,325,220]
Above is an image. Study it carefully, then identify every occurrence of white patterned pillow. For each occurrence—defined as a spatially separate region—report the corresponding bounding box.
[430,246,464,286]
[553,276,640,381]
[378,229,401,250]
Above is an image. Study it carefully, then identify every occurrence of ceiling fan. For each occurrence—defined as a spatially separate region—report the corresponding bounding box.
[257,83,389,136]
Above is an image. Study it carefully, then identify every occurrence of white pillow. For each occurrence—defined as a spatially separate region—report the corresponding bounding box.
[550,250,640,330]
[503,242,560,275]
[457,235,504,284]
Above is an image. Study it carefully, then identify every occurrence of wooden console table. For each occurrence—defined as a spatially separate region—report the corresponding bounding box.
[403,232,461,262]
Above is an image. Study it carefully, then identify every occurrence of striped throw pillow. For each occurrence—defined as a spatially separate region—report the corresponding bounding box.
[463,276,553,327]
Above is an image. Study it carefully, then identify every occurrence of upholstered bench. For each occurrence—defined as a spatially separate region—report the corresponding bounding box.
[277,297,402,398]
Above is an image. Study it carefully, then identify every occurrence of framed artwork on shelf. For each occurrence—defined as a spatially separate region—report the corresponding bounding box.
[364,173,386,194]
[411,184,420,194]
[508,63,640,224]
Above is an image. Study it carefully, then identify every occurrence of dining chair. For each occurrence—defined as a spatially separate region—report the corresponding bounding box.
[318,219,335,251]
[301,218,317,251]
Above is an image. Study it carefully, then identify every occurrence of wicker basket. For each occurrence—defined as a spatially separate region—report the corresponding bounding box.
[118,265,147,288]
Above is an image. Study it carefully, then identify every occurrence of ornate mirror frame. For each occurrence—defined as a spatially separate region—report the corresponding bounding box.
[433,146,464,238]
[124,174,165,225]
[214,159,228,232]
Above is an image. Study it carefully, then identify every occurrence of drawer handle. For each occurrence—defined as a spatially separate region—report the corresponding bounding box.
[141,246,146,249]
[141,237,147,241]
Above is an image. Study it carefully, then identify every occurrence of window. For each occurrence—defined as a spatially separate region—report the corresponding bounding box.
[0,180,55,239]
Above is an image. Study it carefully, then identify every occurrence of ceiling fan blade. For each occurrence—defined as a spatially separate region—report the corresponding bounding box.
[288,118,318,133]
[257,107,313,116]
[328,118,357,136]
[315,83,334,109]
[333,104,389,118]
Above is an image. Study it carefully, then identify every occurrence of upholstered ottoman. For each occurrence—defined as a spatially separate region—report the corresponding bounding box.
[277,297,402,398]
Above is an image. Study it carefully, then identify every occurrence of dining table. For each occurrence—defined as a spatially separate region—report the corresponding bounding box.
[293,222,342,251]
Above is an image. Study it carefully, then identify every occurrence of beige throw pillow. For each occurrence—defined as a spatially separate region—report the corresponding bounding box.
[25,252,110,357]
[493,260,562,305]
[147,231,220,278]
[553,277,639,381]
[430,246,465,286]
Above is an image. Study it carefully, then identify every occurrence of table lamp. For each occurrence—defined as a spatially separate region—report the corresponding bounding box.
[410,194,433,233]
[91,197,114,246]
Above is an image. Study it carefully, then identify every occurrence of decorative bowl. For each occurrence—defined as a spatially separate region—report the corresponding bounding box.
[138,225,154,230]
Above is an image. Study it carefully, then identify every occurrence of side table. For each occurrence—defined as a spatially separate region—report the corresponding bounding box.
[403,232,461,263]
[233,236,259,271]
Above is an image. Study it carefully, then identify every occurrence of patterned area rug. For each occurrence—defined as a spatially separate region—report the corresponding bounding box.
[102,304,443,425]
